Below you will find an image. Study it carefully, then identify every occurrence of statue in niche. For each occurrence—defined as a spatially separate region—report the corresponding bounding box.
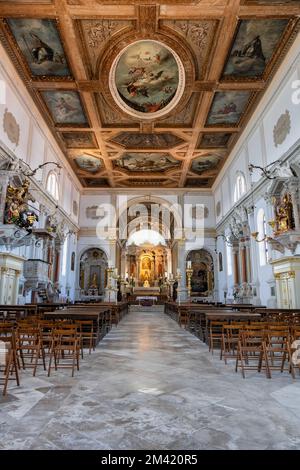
[143,272,150,288]
[90,272,98,288]
[275,193,295,234]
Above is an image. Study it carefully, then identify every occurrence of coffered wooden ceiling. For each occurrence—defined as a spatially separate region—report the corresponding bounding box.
[0,0,299,189]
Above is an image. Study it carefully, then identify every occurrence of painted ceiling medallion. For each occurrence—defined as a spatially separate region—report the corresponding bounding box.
[109,40,185,120]
[3,108,20,147]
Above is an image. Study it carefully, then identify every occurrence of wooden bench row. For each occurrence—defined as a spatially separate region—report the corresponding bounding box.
[165,301,300,344]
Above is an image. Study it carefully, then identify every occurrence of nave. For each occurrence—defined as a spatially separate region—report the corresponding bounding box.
[1,309,300,451]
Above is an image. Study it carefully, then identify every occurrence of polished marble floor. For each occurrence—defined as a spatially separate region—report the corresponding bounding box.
[1,309,300,450]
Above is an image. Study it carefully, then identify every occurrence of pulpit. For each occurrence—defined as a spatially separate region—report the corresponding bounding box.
[0,252,25,304]
[271,256,300,308]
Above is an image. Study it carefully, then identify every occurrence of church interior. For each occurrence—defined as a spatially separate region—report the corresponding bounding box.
[1,0,300,452]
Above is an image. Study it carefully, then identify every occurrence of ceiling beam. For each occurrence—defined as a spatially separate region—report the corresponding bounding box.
[179,0,241,188]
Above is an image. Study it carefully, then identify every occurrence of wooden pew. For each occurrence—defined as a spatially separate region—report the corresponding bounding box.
[43,307,112,345]
[0,305,37,320]
[69,302,128,326]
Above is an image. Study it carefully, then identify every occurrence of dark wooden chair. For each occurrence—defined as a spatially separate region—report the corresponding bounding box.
[48,328,80,377]
[0,330,20,396]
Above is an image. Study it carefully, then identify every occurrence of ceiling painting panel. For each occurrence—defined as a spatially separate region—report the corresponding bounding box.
[0,1,298,189]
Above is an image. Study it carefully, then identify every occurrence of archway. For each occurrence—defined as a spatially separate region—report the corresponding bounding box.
[79,248,108,298]
[117,198,177,287]
[186,249,214,297]
[124,228,170,288]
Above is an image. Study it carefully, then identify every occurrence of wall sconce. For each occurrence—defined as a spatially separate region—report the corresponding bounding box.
[268,220,276,230]
[248,163,277,180]
[22,161,62,177]
[248,161,295,180]
[251,231,268,243]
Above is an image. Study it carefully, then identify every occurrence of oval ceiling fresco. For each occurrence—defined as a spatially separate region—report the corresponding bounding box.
[109,40,185,120]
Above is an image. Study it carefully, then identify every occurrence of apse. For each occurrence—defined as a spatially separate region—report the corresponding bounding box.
[127,229,166,247]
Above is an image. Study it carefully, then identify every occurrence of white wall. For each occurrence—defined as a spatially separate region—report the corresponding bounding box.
[213,32,300,217]
[0,42,81,222]
[0,42,81,301]
[213,31,300,307]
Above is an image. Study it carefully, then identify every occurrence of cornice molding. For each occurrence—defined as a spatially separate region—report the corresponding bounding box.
[0,142,80,233]
[212,34,300,192]
[0,49,82,194]
[216,138,300,232]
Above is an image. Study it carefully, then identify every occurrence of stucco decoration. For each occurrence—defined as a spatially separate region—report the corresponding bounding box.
[273,110,291,147]
[3,108,20,147]
[72,200,78,216]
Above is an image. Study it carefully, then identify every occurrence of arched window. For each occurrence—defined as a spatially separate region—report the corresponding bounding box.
[234,172,246,203]
[46,171,59,200]
[257,208,269,266]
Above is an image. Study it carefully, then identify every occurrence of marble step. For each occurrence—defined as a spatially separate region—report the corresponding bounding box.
[129,304,165,314]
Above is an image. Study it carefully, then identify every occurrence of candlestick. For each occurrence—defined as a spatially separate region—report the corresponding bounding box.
[186,266,194,299]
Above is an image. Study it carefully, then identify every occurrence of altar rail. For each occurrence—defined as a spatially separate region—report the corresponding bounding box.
[127,294,167,305]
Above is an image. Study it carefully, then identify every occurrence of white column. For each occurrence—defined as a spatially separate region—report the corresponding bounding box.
[247,207,261,304]
[120,249,126,278]
[13,269,21,304]
[0,173,10,224]
[104,239,117,302]
[0,267,6,303]
[177,239,187,301]
[289,182,300,231]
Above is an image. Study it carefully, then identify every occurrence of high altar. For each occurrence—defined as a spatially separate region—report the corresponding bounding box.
[124,242,170,288]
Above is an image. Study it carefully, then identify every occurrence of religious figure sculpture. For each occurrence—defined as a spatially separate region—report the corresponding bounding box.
[143,272,150,288]
[275,193,295,234]
[90,272,98,289]
[4,178,38,231]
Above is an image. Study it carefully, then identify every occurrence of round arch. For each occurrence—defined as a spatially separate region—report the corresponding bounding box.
[78,248,108,298]
[117,195,182,242]
[186,248,215,297]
